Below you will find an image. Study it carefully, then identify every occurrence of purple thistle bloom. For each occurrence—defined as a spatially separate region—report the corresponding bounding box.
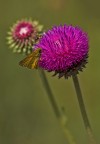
[35,25,89,78]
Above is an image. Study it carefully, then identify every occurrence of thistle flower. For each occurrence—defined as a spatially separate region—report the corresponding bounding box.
[35,25,89,78]
[7,19,43,54]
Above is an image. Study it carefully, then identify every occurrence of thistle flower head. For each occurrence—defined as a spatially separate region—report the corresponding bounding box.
[7,19,43,54]
[35,25,89,78]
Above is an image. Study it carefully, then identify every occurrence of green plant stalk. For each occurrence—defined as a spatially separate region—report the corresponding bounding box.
[72,74,96,144]
[38,69,76,144]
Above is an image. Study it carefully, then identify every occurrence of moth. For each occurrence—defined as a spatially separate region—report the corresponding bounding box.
[19,48,41,69]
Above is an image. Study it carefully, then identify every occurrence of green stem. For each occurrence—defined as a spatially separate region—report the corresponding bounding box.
[38,69,76,144]
[72,74,96,144]
[38,69,62,118]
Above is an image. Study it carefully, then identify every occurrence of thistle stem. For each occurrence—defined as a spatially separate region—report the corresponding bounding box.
[38,69,62,118]
[72,74,96,144]
[38,69,76,144]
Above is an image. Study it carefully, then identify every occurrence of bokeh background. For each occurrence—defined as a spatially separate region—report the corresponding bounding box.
[0,0,100,144]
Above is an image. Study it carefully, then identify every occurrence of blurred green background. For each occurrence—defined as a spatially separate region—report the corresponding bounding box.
[0,0,100,144]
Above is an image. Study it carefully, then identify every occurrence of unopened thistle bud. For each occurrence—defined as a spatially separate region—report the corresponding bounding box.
[7,19,43,54]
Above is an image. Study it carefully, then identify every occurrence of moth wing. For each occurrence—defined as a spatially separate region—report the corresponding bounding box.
[19,48,41,69]
[31,57,39,69]
[19,52,38,69]
[27,56,39,69]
